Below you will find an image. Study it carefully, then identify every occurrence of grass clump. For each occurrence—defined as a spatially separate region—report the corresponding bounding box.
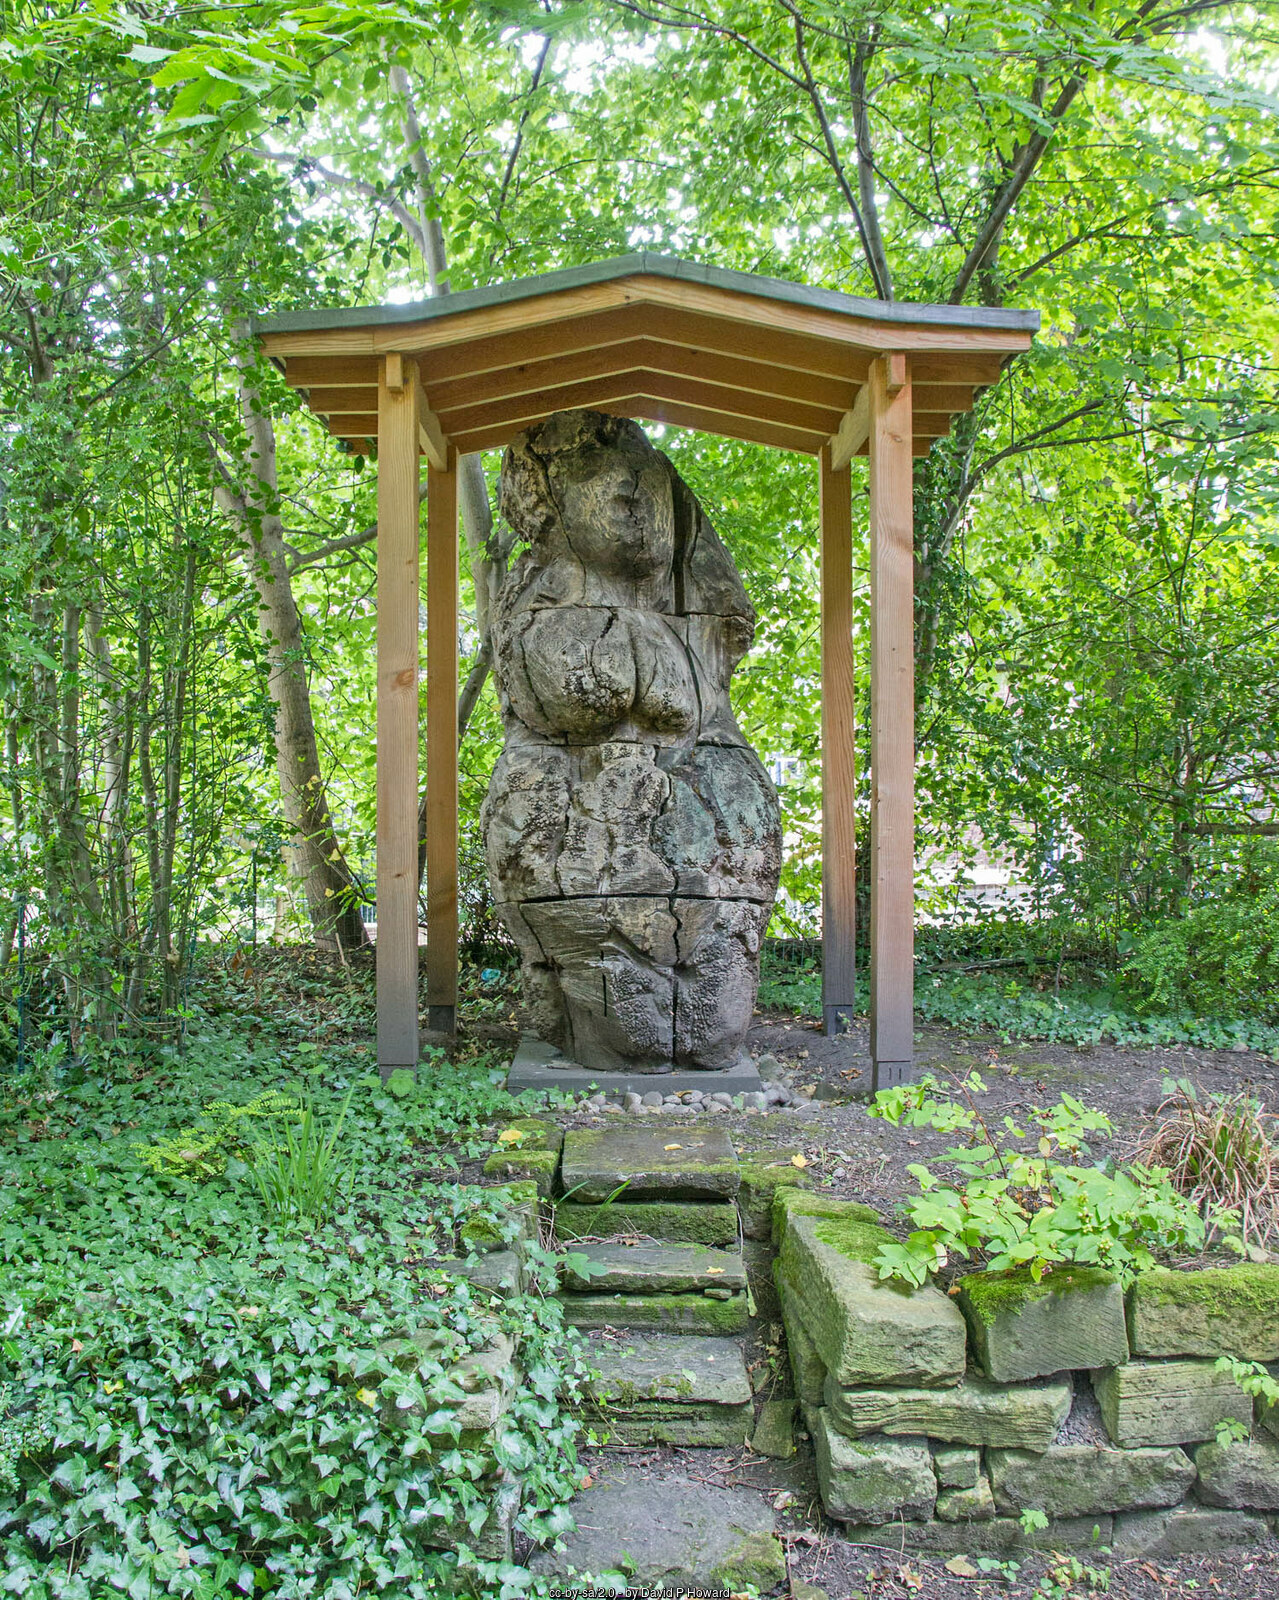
[1136,1077,1279,1246]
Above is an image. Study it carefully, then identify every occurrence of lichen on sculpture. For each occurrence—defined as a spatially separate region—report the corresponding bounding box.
[481,409,782,1072]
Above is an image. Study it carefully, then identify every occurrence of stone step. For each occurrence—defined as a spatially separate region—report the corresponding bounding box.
[559,1240,746,1294]
[560,1121,739,1203]
[577,1331,753,1446]
[559,1288,750,1336]
[555,1197,739,1246]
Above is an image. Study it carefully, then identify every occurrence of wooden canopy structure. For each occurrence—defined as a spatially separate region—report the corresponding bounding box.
[252,254,1037,1088]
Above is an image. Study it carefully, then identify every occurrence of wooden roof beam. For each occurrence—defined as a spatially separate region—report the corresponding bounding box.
[434,369,845,440]
[829,387,870,471]
[450,395,825,457]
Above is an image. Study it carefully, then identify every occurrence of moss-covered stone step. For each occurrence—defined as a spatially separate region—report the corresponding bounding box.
[1128,1265,1279,1362]
[824,1369,1072,1451]
[560,1121,739,1203]
[1093,1359,1252,1448]
[776,1210,966,1388]
[957,1265,1128,1383]
[558,1239,746,1294]
[558,1289,750,1335]
[577,1332,753,1447]
[555,1198,739,1246]
[987,1442,1196,1518]
[529,1475,786,1591]
[808,1407,937,1525]
[482,1117,562,1196]
[1193,1434,1279,1510]
[1112,1505,1270,1557]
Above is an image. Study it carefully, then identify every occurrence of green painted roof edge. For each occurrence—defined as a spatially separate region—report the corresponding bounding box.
[249,252,1040,337]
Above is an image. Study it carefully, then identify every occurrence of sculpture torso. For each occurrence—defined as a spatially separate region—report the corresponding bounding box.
[482,409,782,1071]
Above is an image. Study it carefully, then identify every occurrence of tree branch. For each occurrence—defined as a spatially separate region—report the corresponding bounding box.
[949,73,1085,303]
[253,146,430,258]
[494,35,552,231]
[285,483,430,575]
[781,2,891,298]
[389,63,450,291]
[847,31,894,300]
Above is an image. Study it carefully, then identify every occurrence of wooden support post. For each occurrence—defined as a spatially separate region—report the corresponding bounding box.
[376,353,422,1071]
[425,452,459,1035]
[868,351,915,1087]
[820,444,857,1037]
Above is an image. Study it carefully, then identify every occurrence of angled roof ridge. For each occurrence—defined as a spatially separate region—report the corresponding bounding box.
[250,251,1040,337]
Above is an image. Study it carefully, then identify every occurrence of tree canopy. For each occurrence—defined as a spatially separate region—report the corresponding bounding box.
[4,0,1279,1048]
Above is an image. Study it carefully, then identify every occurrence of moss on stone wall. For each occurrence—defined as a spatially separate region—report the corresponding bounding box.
[1135,1264,1279,1316]
[959,1265,1118,1328]
[813,1215,894,1267]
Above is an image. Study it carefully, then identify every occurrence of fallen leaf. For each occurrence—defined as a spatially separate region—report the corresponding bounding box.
[772,1490,795,1510]
[70,1338,83,1354]
[799,1084,816,1096]
[705,1266,725,1275]
[580,1474,593,1489]
[791,1154,808,1168]
[944,1555,978,1577]
[355,1387,379,1410]
[664,1143,683,1151]
[496,1127,524,1145]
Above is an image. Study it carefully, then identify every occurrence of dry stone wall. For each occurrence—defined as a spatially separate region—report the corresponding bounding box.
[773,1190,1279,1555]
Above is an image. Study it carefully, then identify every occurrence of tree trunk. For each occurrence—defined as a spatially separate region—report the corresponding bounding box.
[213,363,370,951]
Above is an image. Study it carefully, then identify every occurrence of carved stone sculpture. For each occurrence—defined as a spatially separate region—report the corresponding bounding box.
[482,409,781,1071]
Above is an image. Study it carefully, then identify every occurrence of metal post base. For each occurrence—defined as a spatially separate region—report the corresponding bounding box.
[823,1004,856,1037]
[427,1004,456,1036]
[872,1058,915,1092]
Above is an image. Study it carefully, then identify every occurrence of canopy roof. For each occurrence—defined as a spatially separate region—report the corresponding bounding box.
[251,253,1039,459]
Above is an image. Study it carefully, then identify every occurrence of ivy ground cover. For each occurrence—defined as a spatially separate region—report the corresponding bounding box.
[0,1030,587,1599]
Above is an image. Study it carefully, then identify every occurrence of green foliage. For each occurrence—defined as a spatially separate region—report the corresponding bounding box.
[1212,1357,1279,1448]
[913,970,1279,1053]
[867,1070,1218,1286]
[0,1023,589,1595]
[1121,882,1279,1021]
[0,1313,56,1494]
[246,1087,355,1223]
[133,1090,301,1179]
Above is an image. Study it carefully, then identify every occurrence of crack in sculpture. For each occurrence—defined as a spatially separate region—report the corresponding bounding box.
[482,409,782,1072]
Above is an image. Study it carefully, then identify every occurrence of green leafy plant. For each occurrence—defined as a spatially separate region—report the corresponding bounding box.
[1213,1357,1279,1447]
[1136,1078,1278,1246]
[1038,1552,1111,1597]
[0,1313,55,1494]
[1121,888,1279,1022]
[134,1089,301,1178]
[868,1070,1218,1286]
[247,1086,356,1223]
